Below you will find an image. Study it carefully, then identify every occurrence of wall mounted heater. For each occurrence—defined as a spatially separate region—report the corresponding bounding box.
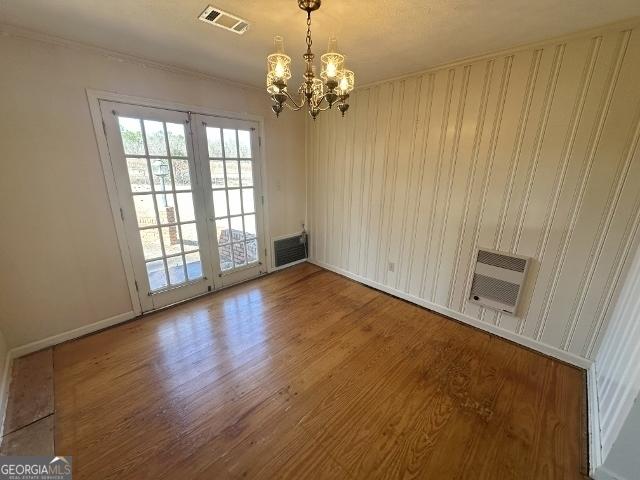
[273,233,308,268]
[468,248,530,315]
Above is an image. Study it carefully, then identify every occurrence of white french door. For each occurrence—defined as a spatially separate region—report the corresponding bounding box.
[193,115,266,287]
[101,101,266,312]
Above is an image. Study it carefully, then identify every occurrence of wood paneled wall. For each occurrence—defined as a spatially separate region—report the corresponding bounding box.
[307,22,640,364]
[595,244,640,461]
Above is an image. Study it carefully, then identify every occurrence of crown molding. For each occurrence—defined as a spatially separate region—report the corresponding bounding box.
[0,22,263,92]
[358,16,640,89]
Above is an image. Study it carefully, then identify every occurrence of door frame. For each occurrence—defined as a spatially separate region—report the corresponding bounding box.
[87,89,272,315]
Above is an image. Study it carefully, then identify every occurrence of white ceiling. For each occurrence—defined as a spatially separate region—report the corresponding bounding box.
[2,0,639,88]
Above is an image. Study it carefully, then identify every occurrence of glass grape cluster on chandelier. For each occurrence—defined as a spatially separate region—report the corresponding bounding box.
[266,0,355,120]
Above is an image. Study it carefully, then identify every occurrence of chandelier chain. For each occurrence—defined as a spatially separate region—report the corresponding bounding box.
[306,12,312,52]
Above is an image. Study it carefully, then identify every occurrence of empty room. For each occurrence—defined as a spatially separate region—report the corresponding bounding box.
[1,1,640,478]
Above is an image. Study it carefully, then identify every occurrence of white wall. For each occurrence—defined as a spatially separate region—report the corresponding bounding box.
[307,21,640,365]
[0,28,306,350]
[594,243,640,479]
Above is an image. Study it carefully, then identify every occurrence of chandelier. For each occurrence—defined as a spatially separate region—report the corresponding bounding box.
[266,0,355,120]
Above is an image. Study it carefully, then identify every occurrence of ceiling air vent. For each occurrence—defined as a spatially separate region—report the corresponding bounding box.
[468,248,530,315]
[198,5,250,35]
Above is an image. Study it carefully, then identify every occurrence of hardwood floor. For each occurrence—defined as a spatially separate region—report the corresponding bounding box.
[53,263,587,479]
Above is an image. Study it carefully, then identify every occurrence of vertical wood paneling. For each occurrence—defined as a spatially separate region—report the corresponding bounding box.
[405,71,450,296]
[396,74,432,290]
[421,67,467,300]
[378,79,414,284]
[345,90,367,272]
[459,56,513,314]
[447,60,494,309]
[340,90,358,269]
[538,31,631,346]
[384,77,420,286]
[428,65,472,305]
[411,69,455,297]
[595,238,640,459]
[307,23,640,362]
[357,87,380,275]
[518,37,601,336]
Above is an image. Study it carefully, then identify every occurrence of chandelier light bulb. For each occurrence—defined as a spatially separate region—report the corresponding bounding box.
[326,62,338,79]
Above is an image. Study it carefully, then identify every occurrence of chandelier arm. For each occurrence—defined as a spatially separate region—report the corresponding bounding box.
[283,101,303,112]
[282,89,306,110]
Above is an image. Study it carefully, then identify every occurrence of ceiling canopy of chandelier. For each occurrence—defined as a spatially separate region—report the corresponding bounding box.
[266,0,355,120]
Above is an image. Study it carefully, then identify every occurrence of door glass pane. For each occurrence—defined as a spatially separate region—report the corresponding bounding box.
[219,244,233,271]
[181,223,199,252]
[215,218,230,245]
[126,158,151,192]
[230,216,244,242]
[156,194,176,224]
[223,129,238,157]
[206,127,223,157]
[185,252,202,280]
[238,130,251,158]
[151,159,172,191]
[205,123,260,276]
[176,192,195,222]
[212,190,228,218]
[166,122,187,156]
[172,159,191,190]
[140,228,162,259]
[210,160,225,188]
[144,120,167,156]
[167,255,186,284]
[162,226,182,256]
[118,113,204,295]
[133,195,157,227]
[118,117,145,155]
[225,160,240,187]
[228,189,241,215]
[146,260,167,290]
[244,214,256,239]
[246,239,258,263]
[242,188,254,213]
[240,161,253,186]
[232,242,246,267]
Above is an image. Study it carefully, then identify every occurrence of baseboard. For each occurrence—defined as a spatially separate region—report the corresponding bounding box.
[9,311,136,359]
[0,349,13,439]
[588,364,603,476]
[310,260,592,369]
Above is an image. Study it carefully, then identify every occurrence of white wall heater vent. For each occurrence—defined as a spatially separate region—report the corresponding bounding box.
[468,248,530,315]
[198,5,250,35]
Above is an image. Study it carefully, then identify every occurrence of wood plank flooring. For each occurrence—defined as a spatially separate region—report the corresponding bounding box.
[53,263,587,479]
